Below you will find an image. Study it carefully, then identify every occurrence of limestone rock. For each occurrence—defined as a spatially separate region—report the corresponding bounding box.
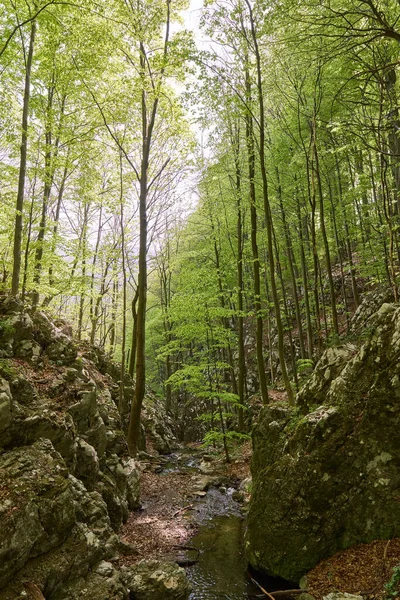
[48,561,127,600]
[45,330,77,364]
[0,378,13,435]
[296,343,357,413]
[0,440,76,588]
[68,391,107,458]
[141,398,177,454]
[246,302,400,582]
[75,438,100,489]
[324,594,363,600]
[122,560,191,600]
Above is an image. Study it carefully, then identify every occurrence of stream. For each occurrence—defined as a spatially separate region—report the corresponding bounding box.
[160,452,263,599]
[186,513,259,599]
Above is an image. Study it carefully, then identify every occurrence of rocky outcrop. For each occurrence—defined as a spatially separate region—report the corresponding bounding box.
[141,396,177,454]
[246,302,400,582]
[0,297,142,598]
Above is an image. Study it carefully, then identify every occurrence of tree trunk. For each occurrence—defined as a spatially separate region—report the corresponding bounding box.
[12,20,36,296]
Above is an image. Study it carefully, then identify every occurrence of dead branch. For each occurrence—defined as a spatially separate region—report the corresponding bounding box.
[23,583,45,600]
[172,504,194,517]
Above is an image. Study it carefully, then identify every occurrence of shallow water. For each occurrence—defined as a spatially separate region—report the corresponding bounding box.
[186,515,260,599]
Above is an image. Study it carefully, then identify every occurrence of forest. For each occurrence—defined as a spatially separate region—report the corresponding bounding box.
[1,0,400,598]
[2,0,399,454]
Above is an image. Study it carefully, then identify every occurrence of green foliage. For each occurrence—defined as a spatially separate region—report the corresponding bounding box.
[202,429,250,449]
[0,319,15,338]
[385,565,400,599]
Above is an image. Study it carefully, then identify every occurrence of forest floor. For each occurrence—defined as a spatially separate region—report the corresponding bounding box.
[307,538,400,600]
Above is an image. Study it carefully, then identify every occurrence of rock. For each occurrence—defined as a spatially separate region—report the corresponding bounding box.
[0,440,76,588]
[191,475,215,492]
[24,414,77,467]
[122,560,191,600]
[350,287,395,335]
[46,331,77,364]
[296,343,357,414]
[75,438,99,489]
[239,477,252,492]
[141,398,177,454]
[68,392,107,458]
[48,561,127,600]
[9,374,37,405]
[0,295,23,314]
[0,297,145,598]
[0,378,13,435]
[246,302,400,582]
[124,457,140,510]
[198,460,215,474]
[323,595,362,600]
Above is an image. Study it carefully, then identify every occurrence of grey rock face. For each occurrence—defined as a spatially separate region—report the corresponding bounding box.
[0,439,76,588]
[0,299,142,599]
[246,302,400,582]
[141,398,177,454]
[122,560,191,600]
[48,561,127,600]
[0,378,12,435]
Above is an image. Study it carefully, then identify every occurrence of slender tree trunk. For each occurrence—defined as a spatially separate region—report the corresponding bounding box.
[312,129,339,337]
[119,153,128,416]
[129,286,139,378]
[12,20,36,296]
[294,182,314,357]
[245,0,294,403]
[276,168,306,359]
[243,61,269,405]
[232,126,246,431]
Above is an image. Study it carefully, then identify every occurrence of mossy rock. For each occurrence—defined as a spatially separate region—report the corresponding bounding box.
[246,303,400,582]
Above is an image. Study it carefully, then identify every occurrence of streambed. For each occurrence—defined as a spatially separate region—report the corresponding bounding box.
[186,513,259,599]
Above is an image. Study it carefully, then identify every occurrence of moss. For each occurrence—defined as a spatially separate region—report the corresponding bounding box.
[0,359,17,381]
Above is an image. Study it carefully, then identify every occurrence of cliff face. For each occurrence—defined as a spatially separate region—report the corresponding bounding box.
[246,302,400,582]
[0,296,140,599]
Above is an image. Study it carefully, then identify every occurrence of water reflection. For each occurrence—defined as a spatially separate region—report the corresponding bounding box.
[187,516,259,599]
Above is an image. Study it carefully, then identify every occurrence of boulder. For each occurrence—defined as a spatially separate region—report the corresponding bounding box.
[122,560,191,600]
[45,331,77,364]
[246,303,400,582]
[296,343,357,413]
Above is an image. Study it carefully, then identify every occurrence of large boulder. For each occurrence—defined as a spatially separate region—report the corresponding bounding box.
[246,303,400,582]
[122,560,191,600]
